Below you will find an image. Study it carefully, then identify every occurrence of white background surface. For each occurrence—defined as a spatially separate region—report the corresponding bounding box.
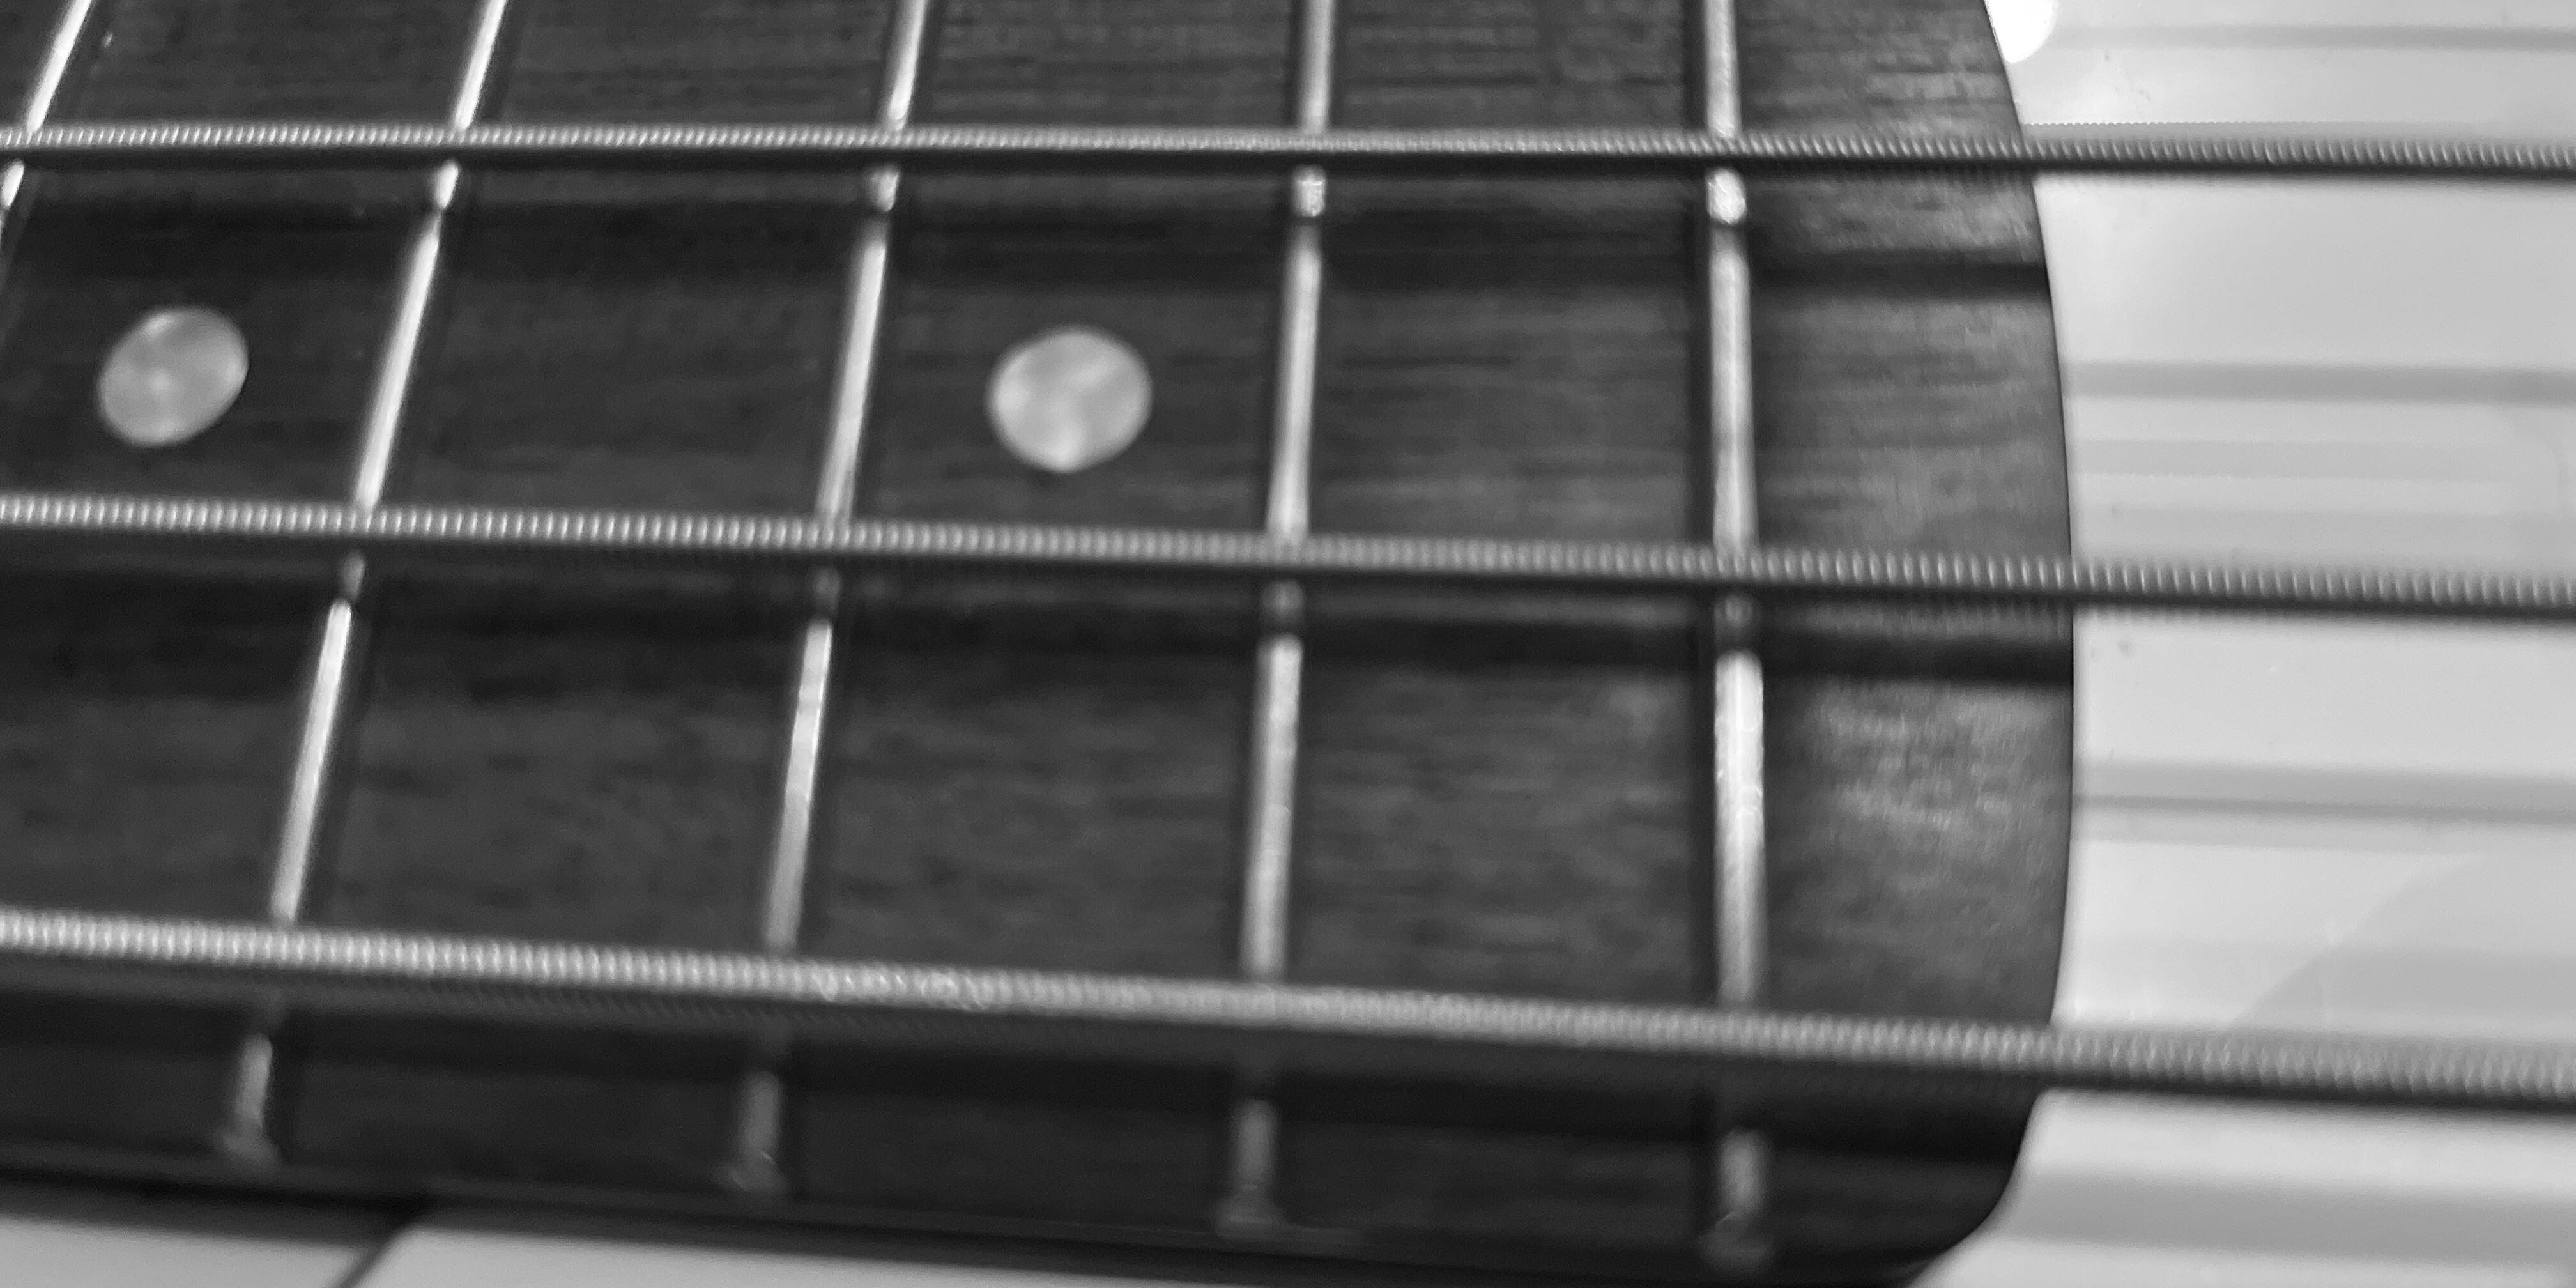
[9,1,2576,1284]
[1931,2,2576,1285]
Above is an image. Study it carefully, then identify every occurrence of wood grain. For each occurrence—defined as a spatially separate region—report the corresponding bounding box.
[0,0,2072,1279]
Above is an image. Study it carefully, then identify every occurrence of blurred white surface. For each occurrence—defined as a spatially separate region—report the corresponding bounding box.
[1936,2,2576,1285]
[356,1218,1200,1288]
[0,1183,385,1288]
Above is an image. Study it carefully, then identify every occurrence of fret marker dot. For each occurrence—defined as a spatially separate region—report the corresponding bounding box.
[98,305,249,449]
[988,326,1151,474]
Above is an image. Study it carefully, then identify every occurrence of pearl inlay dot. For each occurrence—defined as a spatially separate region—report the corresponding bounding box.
[986,326,1152,474]
[98,305,249,450]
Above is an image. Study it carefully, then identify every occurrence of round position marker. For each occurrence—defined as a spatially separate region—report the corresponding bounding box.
[97,305,249,450]
[986,326,1151,474]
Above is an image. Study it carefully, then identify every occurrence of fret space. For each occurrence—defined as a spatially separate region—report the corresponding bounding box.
[278,565,797,1189]
[75,0,481,120]
[792,1045,1229,1227]
[1309,177,1698,542]
[0,0,479,504]
[0,201,413,500]
[313,569,800,947]
[388,193,854,513]
[859,181,1282,530]
[1314,2,1696,544]
[1273,597,1705,1245]
[1279,1076,1699,1249]
[1290,599,1702,1002]
[60,0,484,209]
[804,578,1254,976]
[280,1013,749,1191]
[0,994,240,1155]
[377,0,903,513]
[0,567,321,1154]
[857,0,1292,531]
[923,0,1295,128]
[499,0,893,125]
[0,6,56,121]
[0,569,321,919]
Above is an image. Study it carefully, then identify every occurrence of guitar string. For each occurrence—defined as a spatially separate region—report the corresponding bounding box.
[7,903,2573,1117]
[2,119,2573,180]
[720,0,940,1201]
[214,0,523,1168]
[1216,0,1336,1239]
[4,490,2568,621]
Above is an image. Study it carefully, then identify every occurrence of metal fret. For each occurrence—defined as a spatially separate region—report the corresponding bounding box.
[0,0,103,417]
[1217,0,1335,1238]
[1697,0,1770,1270]
[0,0,98,226]
[214,0,520,1167]
[722,0,941,1199]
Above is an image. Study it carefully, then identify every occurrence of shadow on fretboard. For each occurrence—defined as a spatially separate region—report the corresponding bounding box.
[0,0,2070,1277]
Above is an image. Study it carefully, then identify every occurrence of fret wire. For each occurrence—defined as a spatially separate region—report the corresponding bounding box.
[1698,0,1769,1270]
[0,0,100,219]
[216,0,521,1167]
[723,0,940,1200]
[1219,0,1335,1236]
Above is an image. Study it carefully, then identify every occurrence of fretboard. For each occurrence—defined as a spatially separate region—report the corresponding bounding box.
[0,1,2076,1283]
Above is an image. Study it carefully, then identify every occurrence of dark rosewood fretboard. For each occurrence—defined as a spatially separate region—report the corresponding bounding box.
[0,1,2071,1282]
